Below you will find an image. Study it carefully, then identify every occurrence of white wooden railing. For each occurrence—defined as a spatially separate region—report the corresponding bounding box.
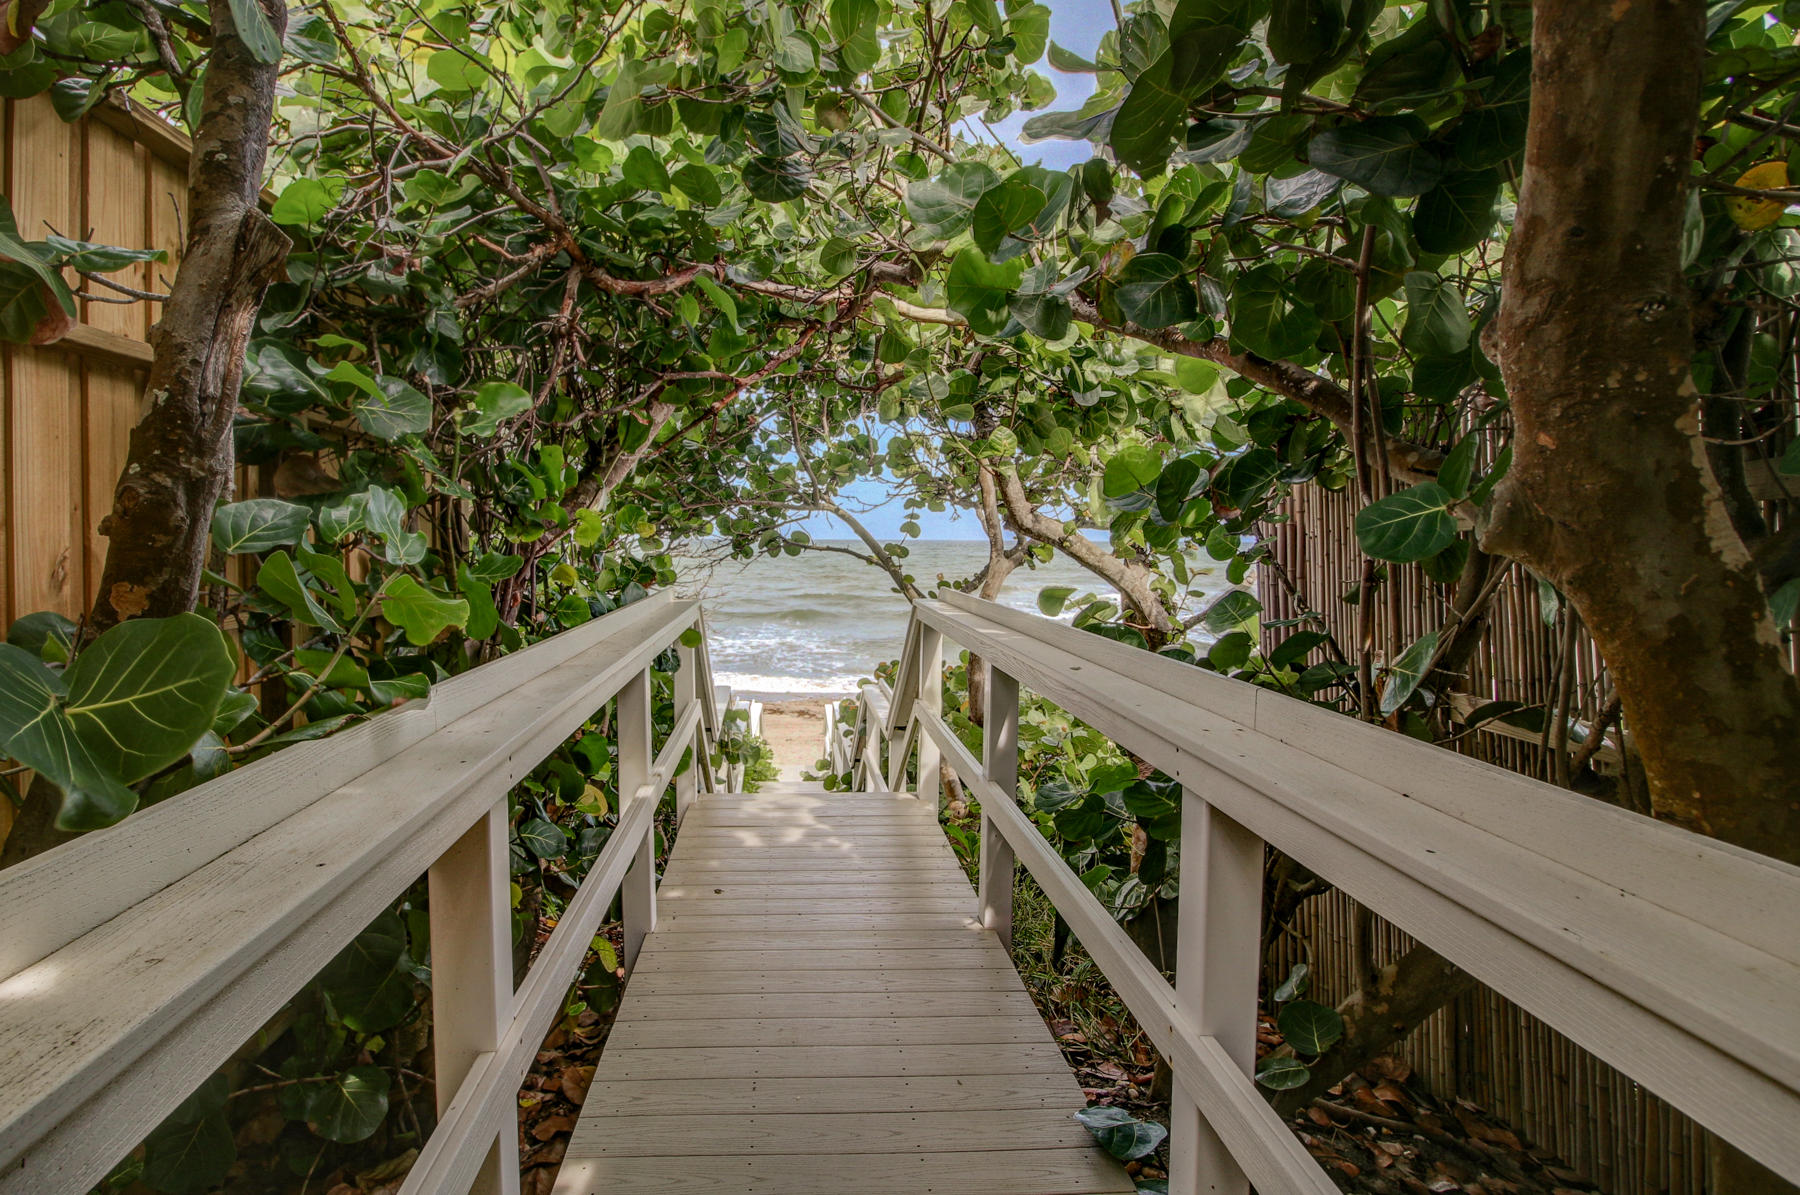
[860,589,1800,1192]
[0,592,718,1195]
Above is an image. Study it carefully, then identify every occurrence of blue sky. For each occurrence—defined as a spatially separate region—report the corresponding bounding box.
[798,0,1116,540]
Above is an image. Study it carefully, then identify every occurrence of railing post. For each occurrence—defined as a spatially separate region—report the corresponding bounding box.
[978,664,1019,946]
[915,624,944,810]
[619,667,655,968]
[1167,786,1263,1195]
[427,801,521,1195]
[674,643,699,823]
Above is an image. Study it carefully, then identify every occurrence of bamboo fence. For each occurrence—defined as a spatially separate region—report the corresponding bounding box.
[1258,465,1793,1194]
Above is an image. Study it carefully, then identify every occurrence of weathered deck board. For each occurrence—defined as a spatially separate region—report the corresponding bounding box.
[554,791,1131,1195]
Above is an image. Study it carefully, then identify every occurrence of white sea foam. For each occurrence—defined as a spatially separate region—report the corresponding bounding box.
[714,672,865,699]
[678,540,1231,694]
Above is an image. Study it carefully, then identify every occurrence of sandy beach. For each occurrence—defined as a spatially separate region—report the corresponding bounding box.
[757,699,830,780]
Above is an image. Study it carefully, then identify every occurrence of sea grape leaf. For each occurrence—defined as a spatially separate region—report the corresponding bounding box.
[1113,253,1198,329]
[1255,1056,1313,1090]
[1075,1105,1168,1161]
[1380,630,1440,715]
[1201,589,1261,635]
[62,613,236,784]
[319,910,412,1031]
[258,550,344,631]
[306,1066,391,1143]
[971,176,1047,254]
[211,498,312,554]
[1309,116,1444,197]
[0,643,137,829]
[1278,999,1346,1055]
[1102,444,1161,498]
[354,375,432,440]
[905,163,1001,239]
[381,575,470,645]
[462,379,532,437]
[1355,482,1458,562]
[1401,270,1471,358]
[945,248,1024,335]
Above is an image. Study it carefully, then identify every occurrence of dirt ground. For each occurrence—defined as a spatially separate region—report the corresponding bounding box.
[756,699,828,780]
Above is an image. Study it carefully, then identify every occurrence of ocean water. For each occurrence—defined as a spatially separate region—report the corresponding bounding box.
[675,540,1234,698]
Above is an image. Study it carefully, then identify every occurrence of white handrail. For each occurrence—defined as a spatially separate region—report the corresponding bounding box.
[0,593,718,1194]
[890,592,1800,1187]
[399,789,660,1193]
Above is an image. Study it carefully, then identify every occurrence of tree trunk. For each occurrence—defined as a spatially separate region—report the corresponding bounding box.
[1269,943,1476,1116]
[87,0,291,632]
[993,465,1178,642]
[1485,0,1800,865]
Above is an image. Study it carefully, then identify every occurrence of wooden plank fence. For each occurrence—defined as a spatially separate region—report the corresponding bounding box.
[0,94,262,847]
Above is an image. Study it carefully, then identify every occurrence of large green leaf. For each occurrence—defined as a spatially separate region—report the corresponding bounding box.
[1102,444,1161,498]
[1075,1105,1168,1161]
[1355,482,1458,561]
[319,910,414,1032]
[211,498,312,554]
[1401,270,1470,358]
[382,575,470,645]
[62,614,235,783]
[741,155,811,203]
[0,196,73,332]
[142,1076,235,1194]
[945,248,1024,336]
[1452,52,1531,169]
[1254,1056,1313,1090]
[0,644,137,829]
[355,375,432,440]
[1110,26,1243,174]
[462,379,532,437]
[1380,631,1440,715]
[0,260,51,344]
[1412,169,1500,255]
[1228,267,1322,359]
[971,176,1046,254]
[905,163,1000,240]
[1268,0,1338,65]
[226,0,284,64]
[306,1066,391,1143]
[259,550,344,631]
[269,175,346,227]
[829,0,880,71]
[1113,253,1198,329]
[518,816,568,858]
[0,615,233,830]
[1309,116,1444,197]
[1278,999,1346,1055]
[1201,588,1261,635]
[358,486,427,566]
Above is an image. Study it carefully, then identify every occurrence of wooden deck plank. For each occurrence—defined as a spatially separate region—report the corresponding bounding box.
[573,1074,1083,1115]
[610,991,1039,1020]
[656,898,977,916]
[604,1015,1062,1049]
[646,913,987,932]
[638,929,996,951]
[597,1043,1073,1080]
[569,1110,1100,1156]
[553,1150,1134,1194]
[656,880,973,899]
[623,968,1025,996]
[633,948,1013,971]
[555,792,1128,1195]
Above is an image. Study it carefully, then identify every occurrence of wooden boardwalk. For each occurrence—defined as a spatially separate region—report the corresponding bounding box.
[552,787,1134,1194]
